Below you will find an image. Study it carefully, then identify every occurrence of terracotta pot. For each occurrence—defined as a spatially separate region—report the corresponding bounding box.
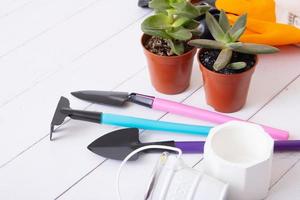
[199,49,257,113]
[190,0,202,4]
[142,34,197,94]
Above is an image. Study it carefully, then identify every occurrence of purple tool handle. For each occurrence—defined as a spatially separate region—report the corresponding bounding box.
[175,141,205,153]
[175,140,300,153]
[274,140,300,151]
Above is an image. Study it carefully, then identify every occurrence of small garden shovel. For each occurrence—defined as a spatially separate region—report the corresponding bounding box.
[71,90,289,140]
[87,128,300,161]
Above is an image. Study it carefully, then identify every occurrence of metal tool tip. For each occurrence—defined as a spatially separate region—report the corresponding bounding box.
[70,91,80,97]
[50,125,54,141]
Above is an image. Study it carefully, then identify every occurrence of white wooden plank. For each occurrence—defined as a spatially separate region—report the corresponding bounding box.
[245,76,300,199]
[0,0,150,107]
[21,0,150,66]
[0,19,147,167]
[250,76,300,140]
[0,48,61,106]
[57,46,300,199]
[266,158,300,200]
[0,63,201,199]
[252,73,300,195]
[270,152,299,186]
[0,0,34,18]
[0,0,97,57]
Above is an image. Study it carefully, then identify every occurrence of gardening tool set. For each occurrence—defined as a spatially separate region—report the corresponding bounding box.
[50,91,298,200]
[49,3,300,198]
[46,0,300,198]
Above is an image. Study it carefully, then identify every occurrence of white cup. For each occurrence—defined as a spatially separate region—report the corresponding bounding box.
[204,121,274,200]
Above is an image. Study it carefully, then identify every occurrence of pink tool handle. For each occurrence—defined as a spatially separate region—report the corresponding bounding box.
[152,98,289,140]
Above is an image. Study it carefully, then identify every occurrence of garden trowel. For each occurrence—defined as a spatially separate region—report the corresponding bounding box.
[71,90,289,140]
[87,128,205,161]
[88,128,300,161]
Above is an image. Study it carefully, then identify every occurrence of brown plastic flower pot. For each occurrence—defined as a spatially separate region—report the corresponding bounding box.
[142,34,197,94]
[198,49,257,113]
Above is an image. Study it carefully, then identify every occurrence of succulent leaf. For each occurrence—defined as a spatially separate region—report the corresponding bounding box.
[230,43,279,54]
[141,0,210,55]
[168,39,185,55]
[227,42,242,48]
[166,8,176,16]
[213,48,233,71]
[219,10,231,32]
[229,13,247,38]
[166,27,192,40]
[188,39,226,49]
[227,62,247,69]
[195,5,211,15]
[141,27,172,39]
[149,0,171,10]
[183,19,200,29]
[230,27,246,41]
[205,11,226,42]
[223,31,233,43]
[187,11,279,64]
[190,29,202,37]
[155,10,168,15]
[172,16,190,27]
[171,1,203,19]
[141,14,172,30]
[169,1,186,9]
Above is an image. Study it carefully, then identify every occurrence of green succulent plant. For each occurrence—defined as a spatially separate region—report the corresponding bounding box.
[141,0,210,55]
[188,10,279,71]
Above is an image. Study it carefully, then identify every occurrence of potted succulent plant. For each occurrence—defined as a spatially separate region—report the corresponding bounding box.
[188,11,279,113]
[141,0,210,94]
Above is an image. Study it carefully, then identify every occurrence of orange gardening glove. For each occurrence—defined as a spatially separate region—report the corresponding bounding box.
[216,0,300,45]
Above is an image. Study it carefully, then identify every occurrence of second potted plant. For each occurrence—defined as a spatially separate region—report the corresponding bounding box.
[188,11,279,112]
[141,0,209,94]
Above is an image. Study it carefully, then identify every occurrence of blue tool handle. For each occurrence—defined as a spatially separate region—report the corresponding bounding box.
[101,113,212,136]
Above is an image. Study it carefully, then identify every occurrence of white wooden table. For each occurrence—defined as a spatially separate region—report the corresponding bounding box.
[0,1,299,199]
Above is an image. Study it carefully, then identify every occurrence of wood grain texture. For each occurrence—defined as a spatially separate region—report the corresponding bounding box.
[0,0,100,57]
[0,16,148,167]
[0,0,150,107]
[0,1,299,199]
[0,0,34,18]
